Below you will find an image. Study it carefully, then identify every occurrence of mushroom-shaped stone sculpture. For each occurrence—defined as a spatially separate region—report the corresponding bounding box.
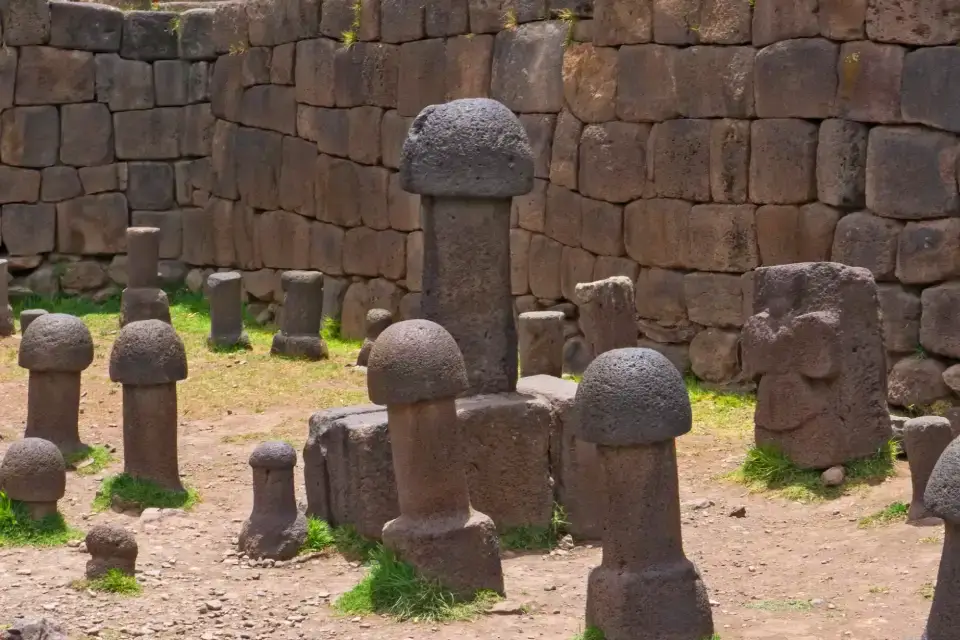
[109,319,188,491]
[19,314,94,455]
[921,438,960,639]
[369,320,504,597]
[238,441,307,561]
[85,524,138,579]
[399,98,533,396]
[0,438,66,520]
[576,348,714,640]
[356,308,393,367]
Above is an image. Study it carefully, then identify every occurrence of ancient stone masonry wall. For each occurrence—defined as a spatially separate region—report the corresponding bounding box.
[5,0,960,410]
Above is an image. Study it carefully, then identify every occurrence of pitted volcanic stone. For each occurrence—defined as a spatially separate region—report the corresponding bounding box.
[109,319,188,385]
[925,437,960,524]
[0,438,67,503]
[19,309,48,333]
[86,524,138,558]
[365,309,393,338]
[399,99,535,198]
[281,270,323,288]
[367,320,469,405]
[249,441,297,470]
[208,272,242,288]
[576,348,692,446]
[18,314,94,372]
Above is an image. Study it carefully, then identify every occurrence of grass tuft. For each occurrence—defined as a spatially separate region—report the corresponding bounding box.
[92,474,199,512]
[501,504,569,551]
[730,441,897,502]
[686,376,755,438]
[746,599,813,612]
[572,627,605,640]
[332,524,379,562]
[919,582,936,600]
[858,501,908,528]
[65,445,115,476]
[302,517,336,553]
[0,491,82,548]
[72,569,141,596]
[335,546,500,622]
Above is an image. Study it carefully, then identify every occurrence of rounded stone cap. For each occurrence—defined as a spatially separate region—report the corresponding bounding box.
[18,313,94,372]
[399,98,535,198]
[109,319,188,385]
[0,438,66,503]
[925,437,960,524]
[367,320,468,405]
[127,226,160,240]
[365,308,393,337]
[86,524,138,558]
[208,271,242,288]
[249,441,297,470]
[904,416,953,436]
[281,270,323,289]
[519,311,565,323]
[575,348,692,446]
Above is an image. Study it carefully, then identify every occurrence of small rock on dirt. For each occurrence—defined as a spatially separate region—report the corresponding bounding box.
[820,466,845,487]
[728,505,747,518]
[488,601,526,615]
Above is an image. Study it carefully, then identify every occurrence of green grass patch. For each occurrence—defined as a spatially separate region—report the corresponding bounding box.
[302,517,336,553]
[919,582,935,600]
[65,445,115,476]
[335,546,500,622]
[72,569,141,596]
[746,599,813,612]
[92,474,199,512]
[0,491,82,547]
[730,440,897,502]
[858,501,908,528]
[501,504,569,551]
[572,627,605,640]
[332,524,379,562]
[687,376,755,438]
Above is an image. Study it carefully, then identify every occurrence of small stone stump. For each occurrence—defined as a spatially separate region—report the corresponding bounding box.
[0,438,66,520]
[905,416,955,526]
[271,271,328,360]
[109,319,188,492]
[120,227,171,327]
[19,309,48,333]
[400,98,534,395]
[0,259,13,337]
[518,311,565,378]
[85,524,138,579]
[356,309,392,367]
[921,437,960,639]
[368,319,505,597]
[576,348,714,640]
[575,276,637,358]
[207,272,250,350]
[19,314,94,456]
[238,441,307,561]
[741,263,891,469]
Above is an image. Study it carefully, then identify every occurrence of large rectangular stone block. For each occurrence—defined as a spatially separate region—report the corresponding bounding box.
[96,54,154,110]
[377,229,406,280]
[56,193,129,254]
[684,271,743,328]
[131,210,182,259]
[317,156,361,227]
[210,119,238,200]
[127,162,175,211]
[16,47,95,105]
[866,126,959,220]
[40,166,82,203]
[686,203,758,272]
[878,283,920,355]
[755,38,838,119]
[578,122,649,203]
[121,11,178,60]
[279,136,317,217]
[921,282,960,359]
[388,172,420,231]
[1,203,55,255]
[819,0,866,40]
[830,211,902,282]
[235,126,283,210]
[309,221,344,275]
[751,0,818,46]
[866,0,960,45]
[334,43,399,108]
[594,0,652,45]
[491,22,566,113]
[896,219,960,285]
[212,1,250,54]
[817,119,867,208]
[749,119,817,205]
[245,0,319,46]
[398,38,447,117]
[0,49,15,110]
[113,109,182,160]
[179,8,217,61]
[239,85,297,135]
[562,43,617,124]
[901,47,960,134]
[0,167,40,205]
[380,110,411,170]
[381,0,425,43]
[210,55,243,121]
[348,107,383,165]
[635,267,686,323]
[560,245,595,301]
[513,178,546,234]
[446,34,493,100]
[528,233,563,299]
[593,256,639,282]
[649,118,710,201]
[519,114,556,180]
[709,118,749,203]
[257,209,311,269]
[580,197,623,257]
[59,103,113,169]
[298,106,349,157]
[616,44,677,122]
[510,228,531,295]
[0,107,59,169]
[544,184,582,247]
[425,0,469,36]
[343,226,379,276]
[549,110,582,190]
[756,203,839,266]
[674,46,753,118]
[624,198,689,268]
[2,0,50,45]
[181,104,215,158]
[154,60,189,107]
[50,1,123,52]
[294,38,337,107]
[838,41,904,124]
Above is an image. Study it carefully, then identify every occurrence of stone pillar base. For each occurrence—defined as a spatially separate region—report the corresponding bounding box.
[86,557,136,580]
[270,333,329,360]
[23,501,59,520]
[238,511,307,561]
[208,332,251,350]
[120,288,171,327]
[586,560,713,640]
[383,510,504,599]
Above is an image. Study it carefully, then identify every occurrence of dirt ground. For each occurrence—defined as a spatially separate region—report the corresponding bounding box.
[0,311,942,640]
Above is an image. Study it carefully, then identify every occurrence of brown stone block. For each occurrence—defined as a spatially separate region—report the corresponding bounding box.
[388,172,420,231]
[624,198,689,268]
[755,38,837,119]
[897,219,960,285]
[684,272,743,328]
[819,0,866,40]
[491,22,566,113]
[616,44,678,122]
[279,136,317,218]
[709,119,749,204]
[381,110,412,170]
[113,108,182,161]
[236,126,283,211]
[132,210,182,260]
[16,47,95,105]
[902,46,960,135]
[239,85,297,135]
[510,228,531,295]
[257,210,311,269]
[837,41,904,124]
[675,46,754,118]
[56,194,128,255]
[0,166,40,205]
[549,110,582,190]
[398,38,447,117]
[756,203,839,266]
[358,164,390,231]
[878,283,921,355]
[921,282,960,360]
[528,233,563,300]
[749,119,817,205]
[319,157,363,227]
[560,246,595,301]
[334,42,399,109]
[562,44,617,123]
[514,178,547,234]
[690,327,740,383]
[377,229,406,280]
[831,211,902,282]
[1,204,55,256]
[580,197,623,257]
[578,122,649,203]
[649,118,710,201]
[594,0,652,45]
[309,222,344,275]
[887,356,951,408]
[295,38,337,107]
[751,0,817,46]
[210,119,238,201]
[343,227,380,277]
[687,203,758,273]
[817,119,867,208]
[381,0,425,43]
[635,267,686,323]
[593,256,638,282]
[446,34,493,101]
[698,0,752,43]
[519,114,556,180]
[866,0,960,46]
[406,231,423,292]
[545,184,582,247]
[348,106,383,166]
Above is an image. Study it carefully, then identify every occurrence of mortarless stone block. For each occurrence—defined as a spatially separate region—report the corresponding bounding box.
[334,42,399,109]
[562,43,617,123]
[649,118,710,201]
[616,44,677,122]
[60,104,114,168]
[121,11,179,60]
[446,34,494,101]
[212,1,249,54]
[309,222,344,275]
[519,114,556,180]
[348,107,384,166]
[132,211,182,259]
[114,109,182,160]
[901,47,960,134]
[154,60,189,107]
[405,231,423,292]
[235,126,283,210]
[549,110,582,190]
[819,0,866,40]
[817,119,867,208]
[514,178,546,233]
[40,167,82,203]
[624,198,690,269]
[866,127,959,220]
[398,38,447,118]
[635,267,687,324]
[887,356,951,408]
[594,0,651,45]
[239,85,297,135]
[756,203,839,266]
[749,119,817,205]
[179,9,216,60]
[0,49,15,109]
[56,194,129,254]
[580,197,623,257]
[838,41,904,123]
[127,163,174,211]
[0,167,41,204]
[0,107,59,169]
[279,136,317,217]
[380,110,411,169]
[343,227,380,277]
[674,46,753,118]
[544,184,582,248]
[1,204,56,255]
[866,0,960,46]
[511,229,531,295]
[878,284,921,355]
[755,38,838,119]
[742,262,891,468]
[16,47,94,105]
[294,38,336,107]
[528,234,564,300]
[921,282,960,360]
[49,1,123,52]
[381,0,425,43]
[709,118,749,204]
[751,0,818,46]
[2,0,50,45]
[491,22,566,113]
[831,211,901,282]
[560,246,596,301]
[897,219,960,285]
[686,204,757,273]
[245,0,318,47]
[690,328,740,383]
[270,43,296,84]
[578,122,649,203]
[181,104,215,157]
[593,256,638,282]
[95,54,154,111]
[257,210,311,269]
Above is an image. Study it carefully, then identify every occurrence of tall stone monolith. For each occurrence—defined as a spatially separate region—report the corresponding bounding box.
[120,227,171,327]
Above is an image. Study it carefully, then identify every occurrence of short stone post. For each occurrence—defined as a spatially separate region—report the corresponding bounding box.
[19,314,94,456]
[0,259,13,337]
[109,319,188,492]
[207,272,249,349]
[356,308,392,367]
[518,311,565,378]
[576,348,714,640]
[271,271,328,360]
[400,98,534,395]
[575,276,637,358]
[0,438,66,520]
[85,525,138,579]
[19,309,48,333]
[368,319,504,597]
[921,437,960,639]
[120,227,171,327]
[905,416,954,525]
[238,441,307,561]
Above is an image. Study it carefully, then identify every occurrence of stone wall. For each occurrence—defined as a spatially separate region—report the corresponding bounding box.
[3,0,960,409]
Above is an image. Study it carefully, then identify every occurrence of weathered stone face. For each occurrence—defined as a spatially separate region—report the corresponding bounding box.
[742,263,891,468]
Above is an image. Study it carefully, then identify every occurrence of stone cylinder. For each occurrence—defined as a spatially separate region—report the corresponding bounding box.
[207,272,249,349]
[19,309,48,333]
[86,524,138,579]
[271,271,327,360]
[122,384,183,491]
[0,259,12,337]
[922,437,960,639]
[518,311,565,378]
[575,276,637,358]
[0,438,66,521]
[239,441,307,561]
[904,416,954,525]
[127,227,160,289]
